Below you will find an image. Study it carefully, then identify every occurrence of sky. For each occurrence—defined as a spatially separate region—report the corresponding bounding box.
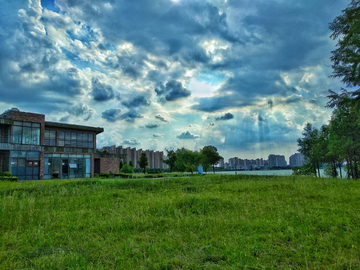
[0,0,350,162]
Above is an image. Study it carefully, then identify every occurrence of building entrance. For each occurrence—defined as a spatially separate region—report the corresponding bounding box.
[0,151,10,173]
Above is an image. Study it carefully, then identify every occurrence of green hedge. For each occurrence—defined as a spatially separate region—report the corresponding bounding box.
[0,176,18,182]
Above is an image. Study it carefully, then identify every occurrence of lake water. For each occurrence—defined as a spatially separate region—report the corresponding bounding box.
[213,169,347,178]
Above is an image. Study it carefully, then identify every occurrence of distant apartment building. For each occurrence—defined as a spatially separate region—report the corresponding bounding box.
[268,154,287,168]
[99,145,167,169]
[227,157,267,170]
[218,159,224,167]
[289,153,305,168]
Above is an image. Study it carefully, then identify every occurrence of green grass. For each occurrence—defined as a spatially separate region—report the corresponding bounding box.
[1,175,360,269]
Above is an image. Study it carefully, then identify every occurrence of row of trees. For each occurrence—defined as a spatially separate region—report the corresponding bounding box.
[163,145,223,174]
[298,1,360,179]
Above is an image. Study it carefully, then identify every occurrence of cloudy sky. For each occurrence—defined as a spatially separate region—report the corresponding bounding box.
[0,0,349,161]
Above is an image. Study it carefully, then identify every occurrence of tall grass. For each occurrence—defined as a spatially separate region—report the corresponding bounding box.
[1,175,360,269]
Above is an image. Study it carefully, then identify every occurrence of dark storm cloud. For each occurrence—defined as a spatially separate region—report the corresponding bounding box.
[121,95,150,108]
[91,78,115,102]
[121,110,144,123]
[215,113,234,121]
[176,131,200,140]
[101,108,122,122]
[145,124,159,129]
[155,114,169,122]
[155,80,191,102]
[102,109,143,123]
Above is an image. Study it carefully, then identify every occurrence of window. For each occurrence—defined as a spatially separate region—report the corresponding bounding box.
[45,130,56,146]
[12,122,40,145]
[43,154,91,179]
[58,131,94,149]
[0,124,10,143]
[10,151,40,180]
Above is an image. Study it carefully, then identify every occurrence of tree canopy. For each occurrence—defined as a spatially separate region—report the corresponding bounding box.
[329,0,360,87]
[200,145,223,174]
[163,146,222,174]
[297,2,360,179]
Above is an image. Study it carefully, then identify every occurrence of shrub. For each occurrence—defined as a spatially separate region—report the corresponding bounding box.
[120,163,134,174]
[0,171,12,177]
[292,166,315,176]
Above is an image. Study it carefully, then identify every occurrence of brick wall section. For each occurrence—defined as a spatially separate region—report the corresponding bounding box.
[100,157,120,174]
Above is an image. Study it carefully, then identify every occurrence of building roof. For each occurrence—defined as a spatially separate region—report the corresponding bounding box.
[45,121,104,134]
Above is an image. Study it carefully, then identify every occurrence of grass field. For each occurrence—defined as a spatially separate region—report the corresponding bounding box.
[1,174,360,269]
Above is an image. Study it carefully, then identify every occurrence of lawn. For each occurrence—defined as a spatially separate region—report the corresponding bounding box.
[1,174,360,269]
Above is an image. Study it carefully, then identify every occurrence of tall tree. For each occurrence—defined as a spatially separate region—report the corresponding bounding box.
[327,90,360,179]
[174,148,201,174]
[163,149,177,172]
[329,0,360,87]
[297,123,322,177]
[138,152,148,173]
[201,145,223,174]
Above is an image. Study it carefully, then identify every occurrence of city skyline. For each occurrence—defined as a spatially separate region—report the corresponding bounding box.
[0,0,350,161]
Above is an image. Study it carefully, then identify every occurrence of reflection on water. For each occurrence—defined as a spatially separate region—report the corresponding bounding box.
[215,169,347,178]
[216,170,293,176]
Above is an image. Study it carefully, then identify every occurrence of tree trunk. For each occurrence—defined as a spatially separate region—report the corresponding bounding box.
[353,155,359,179]
[338,162,342,178]
[212,165,215,174]
[348,158,353,179]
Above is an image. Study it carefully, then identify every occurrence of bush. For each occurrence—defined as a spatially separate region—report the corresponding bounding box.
[99,172,111,178]
[292,166,315,176]
[0,171,17,181]
[120,163,134,174]
[0,171,12,177]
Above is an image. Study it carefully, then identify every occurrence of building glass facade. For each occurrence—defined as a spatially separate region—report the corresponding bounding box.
[0,109,103,180]
[12,121,40,145]
[43,154,91,179]
[10,151,40,180]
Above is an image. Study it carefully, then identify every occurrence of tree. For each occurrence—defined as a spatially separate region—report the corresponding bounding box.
[129,160,133,167]
[297,123,322,177]
[120,163,134,174]
[163,149,177,172]
[174,148,201,173]
[201,145,223,174]
[329,0,360,87]
[138,152,148,173]
[327,90,360,179]
[119,160,123,170]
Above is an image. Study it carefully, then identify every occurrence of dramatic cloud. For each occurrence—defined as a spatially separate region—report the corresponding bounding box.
[68,103,95,121]
[177,131,200,140]
[120,110,143,123]
[121,95,151,108]
[155,80,191,102]
[91,78,115,102]
[0,0,349,161]
[101,108,122,122]
[215,113,234,121]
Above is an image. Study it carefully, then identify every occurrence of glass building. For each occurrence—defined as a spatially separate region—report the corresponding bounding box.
[0,108,103,180]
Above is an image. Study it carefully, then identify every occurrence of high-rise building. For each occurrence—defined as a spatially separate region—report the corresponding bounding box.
[289,153,304,168]
[268,154,287,168]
